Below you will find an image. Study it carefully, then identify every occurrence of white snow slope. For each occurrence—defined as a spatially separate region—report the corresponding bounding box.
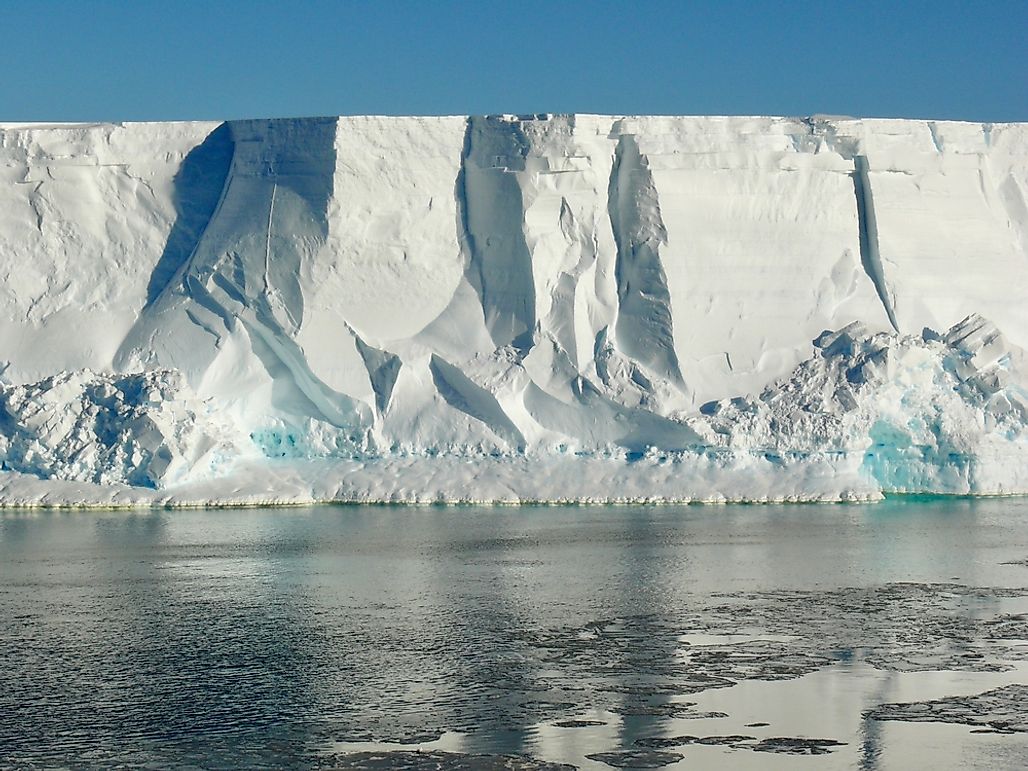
[0,115,1025,505]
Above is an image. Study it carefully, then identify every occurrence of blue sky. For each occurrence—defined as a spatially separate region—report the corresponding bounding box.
[2,0,1024,122]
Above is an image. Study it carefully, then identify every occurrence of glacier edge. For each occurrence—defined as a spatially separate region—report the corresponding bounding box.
[0,114,1025,504]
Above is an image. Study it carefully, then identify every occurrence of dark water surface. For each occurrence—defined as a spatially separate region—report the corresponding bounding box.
[3,499,1028,769]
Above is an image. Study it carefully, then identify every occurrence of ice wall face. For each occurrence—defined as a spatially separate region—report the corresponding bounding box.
[0,114,1025,503]
[0,121,221,379]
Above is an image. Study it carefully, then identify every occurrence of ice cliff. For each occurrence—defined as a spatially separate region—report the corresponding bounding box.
[0,115,1025,504]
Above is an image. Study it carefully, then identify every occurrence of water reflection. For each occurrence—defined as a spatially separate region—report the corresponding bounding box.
[1,500,1028,768]
[860,673,892,771]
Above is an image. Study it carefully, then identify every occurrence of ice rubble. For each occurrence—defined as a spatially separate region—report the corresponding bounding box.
[695,315,1028,495]
[0,370,250,488]
[0,115,1024,504]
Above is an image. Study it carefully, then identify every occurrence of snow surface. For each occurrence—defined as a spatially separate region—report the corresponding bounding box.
[0,115,1025,505]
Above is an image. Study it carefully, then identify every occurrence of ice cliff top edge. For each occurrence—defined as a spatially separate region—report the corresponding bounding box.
[0,114,1025,505]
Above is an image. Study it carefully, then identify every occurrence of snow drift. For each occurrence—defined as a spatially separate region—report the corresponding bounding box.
[0,114,1025,504]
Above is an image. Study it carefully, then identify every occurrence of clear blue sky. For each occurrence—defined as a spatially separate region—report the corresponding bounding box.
[3,0,1024,122]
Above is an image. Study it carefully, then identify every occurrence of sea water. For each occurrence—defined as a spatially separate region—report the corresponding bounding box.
[2,499,1028,769]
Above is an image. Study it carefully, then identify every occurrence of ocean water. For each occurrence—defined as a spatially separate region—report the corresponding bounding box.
[2,499,1028,769]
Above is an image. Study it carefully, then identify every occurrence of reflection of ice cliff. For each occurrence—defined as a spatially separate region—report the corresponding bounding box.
[0,115,1025,503]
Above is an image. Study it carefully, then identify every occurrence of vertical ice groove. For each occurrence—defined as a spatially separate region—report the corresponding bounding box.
[264,181,277,293]
[454,120,476,285]
[143,122,235,309]
[122,117,372,433]
[541,196,597,368]
[999,174,1028,254]
[607,133,684,385]
[852,155,900,332]
[455,116,536,353]
[220,117,366,428]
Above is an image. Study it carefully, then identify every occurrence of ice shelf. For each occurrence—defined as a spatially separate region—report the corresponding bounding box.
[0,115,1025,504]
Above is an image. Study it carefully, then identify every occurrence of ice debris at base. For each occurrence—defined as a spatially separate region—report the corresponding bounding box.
[695,315,1028,496]
[0,316,1023,501]
[0,115,1024,504]
[0,370,250,488]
